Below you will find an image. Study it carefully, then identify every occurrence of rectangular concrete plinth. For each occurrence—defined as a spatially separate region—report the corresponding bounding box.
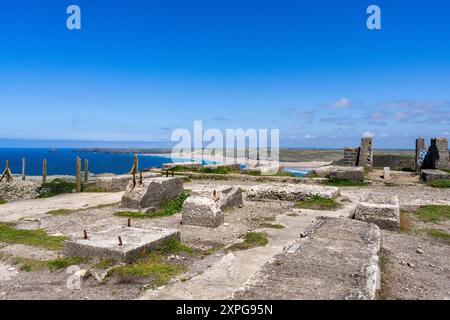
[246,183,339,202]
[420,169,450,182]
[182,196,224,228]
[354,193,400,230]
[190,185,243,211]
[64,226,180,262]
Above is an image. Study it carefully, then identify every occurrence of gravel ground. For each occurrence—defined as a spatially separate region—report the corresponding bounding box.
[1,178,450,300]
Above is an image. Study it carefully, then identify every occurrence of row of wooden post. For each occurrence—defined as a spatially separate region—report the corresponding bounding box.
[2,157,90,193]
[3,154,139,192]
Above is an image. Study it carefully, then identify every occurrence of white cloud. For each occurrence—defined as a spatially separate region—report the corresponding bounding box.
[324,97,355,109]
[303,134,315,139]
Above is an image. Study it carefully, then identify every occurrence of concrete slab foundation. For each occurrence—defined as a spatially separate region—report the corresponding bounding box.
[64,226,180,262]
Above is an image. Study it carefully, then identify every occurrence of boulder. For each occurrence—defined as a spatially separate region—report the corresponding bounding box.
[121,176,184,211]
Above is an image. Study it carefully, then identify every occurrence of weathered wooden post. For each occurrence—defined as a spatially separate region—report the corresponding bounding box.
[6,160,11,182]
[42,159,47,184]
[22,158,26,181]
[84,159,89,183]
[76,157,82,192]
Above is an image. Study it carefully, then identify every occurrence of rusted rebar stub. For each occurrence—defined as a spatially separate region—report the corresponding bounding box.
[127,218,131,227]
[83,230,88,240]
[118,236,123,246]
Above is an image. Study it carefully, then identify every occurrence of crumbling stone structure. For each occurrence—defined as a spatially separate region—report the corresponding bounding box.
[415,137,449,171]
[343,137,373,167]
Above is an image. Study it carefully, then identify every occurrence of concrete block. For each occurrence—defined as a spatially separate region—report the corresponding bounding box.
[354,193,400,230]
[121,176,184,211]
[420,169,450,182]
[181,196,224,228]
[246,183,339,202]
[329,167,365,182]
[190,185,243,211]
[64,226,180,262]
[383,167,390,180]
[95,172,160,191]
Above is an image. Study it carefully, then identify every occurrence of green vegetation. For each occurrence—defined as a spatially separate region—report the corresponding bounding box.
[14,256,87,272]
[427,179,450,188]
[296,196,341,211]
[92,259,117,270]
[0,198,7,205]
[227,232,269,251]
[413,205,450,222]
[378,248,391,300]
[260,223,285,229]
[115,192,189,219]
[111,254,186,285]
[108,238,194,286]
[39,179,75,198]
[46,208,78,216]
[325,178,368,187]
[426,229,450,245]
[82,186,109,193]
[0,223,68,250]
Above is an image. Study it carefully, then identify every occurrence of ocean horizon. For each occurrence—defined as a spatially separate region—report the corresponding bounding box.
[0,148,217,176]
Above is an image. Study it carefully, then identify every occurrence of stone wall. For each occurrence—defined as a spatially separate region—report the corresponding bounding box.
[343,148,359,167]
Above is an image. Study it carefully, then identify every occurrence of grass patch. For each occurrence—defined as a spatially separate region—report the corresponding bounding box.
[0,198,7,205]
[427,179,450,188]
[13,256,87,272]
[111,254,186,286]
[399,211,411,233]
[260,223,285,229]
[413,205,450,222]
[46,208,78,216]
[115,192,189,219]
[378,248,391,300]
[0,223,68,250]
[426,229,450,244]
[107,237,194,286]
[325,178,367,187]
[92,258,117,269]
[227,232,269,251]
[296,196,341,211]
[82,186,109,193]
[39,179,75,198]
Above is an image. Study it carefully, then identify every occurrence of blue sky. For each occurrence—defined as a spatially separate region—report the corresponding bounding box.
[1,0,450,148]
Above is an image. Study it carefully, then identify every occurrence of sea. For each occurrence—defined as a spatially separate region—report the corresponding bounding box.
[0,148,215,176]
[0,148,309,177]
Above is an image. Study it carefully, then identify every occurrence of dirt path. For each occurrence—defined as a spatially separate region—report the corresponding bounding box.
[0,192,124,223]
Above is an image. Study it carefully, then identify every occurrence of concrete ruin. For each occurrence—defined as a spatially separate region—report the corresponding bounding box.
[344,137,373,167]
[64,226,180,262]
[354,193,400,230]
[246,183,339,202]
[312,165,365,182]
[181,186,243,228]
[343,137,373,167]
[420,169,450,182]
[416,137,449,171]
[95,172,160,191]
[121,176,184,212]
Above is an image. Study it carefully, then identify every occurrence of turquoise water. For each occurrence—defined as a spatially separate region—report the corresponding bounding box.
[0,148,216,176]
[283,167,311,177]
